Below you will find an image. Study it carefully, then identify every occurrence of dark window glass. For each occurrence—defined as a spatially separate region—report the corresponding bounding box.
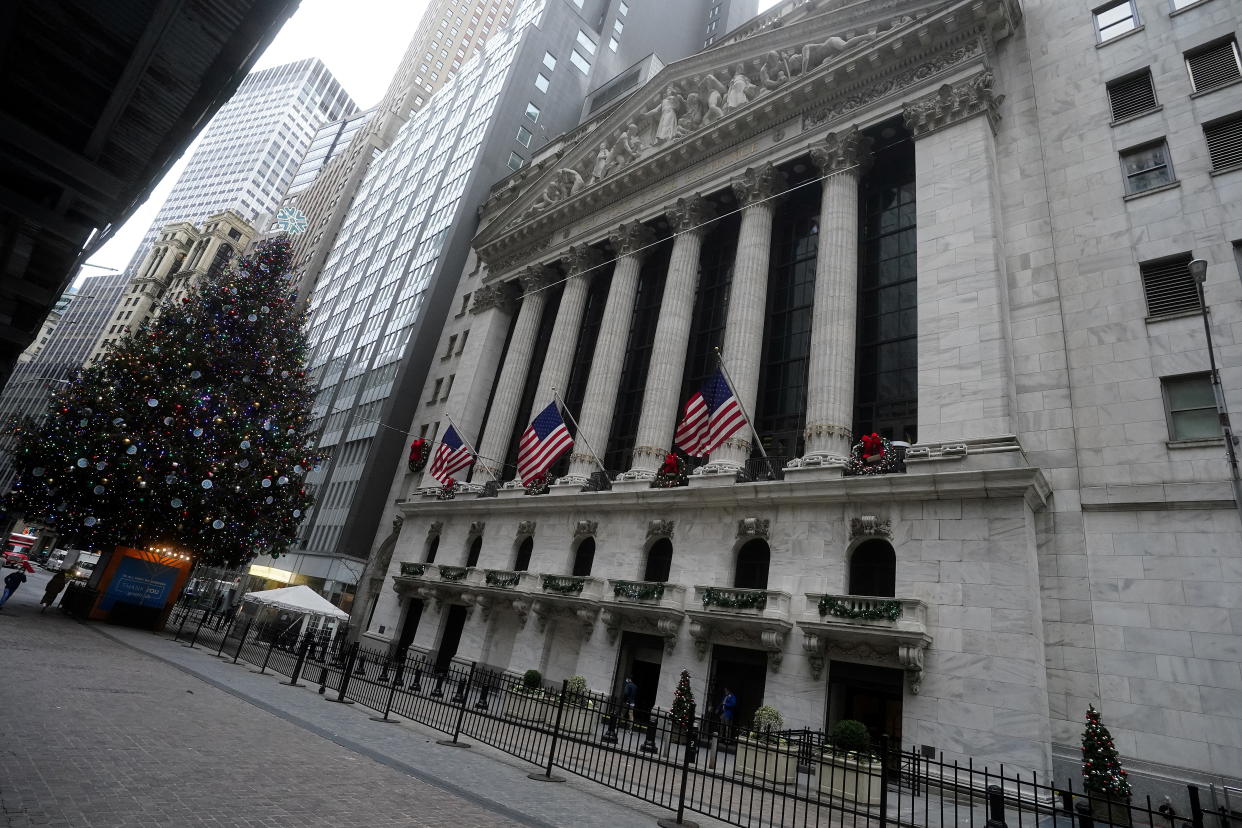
[849,539,896,597]
[572,538,595,576]
[733,539,770,589]
[854,132,918,442]
[680,212,740,413]
[643,539,673,582]
[754,182,820,461]
[603,239,671,470]
[466,536,482,568]
[425,535,439,563]
[514,537,533,572]
[501,282,564,480]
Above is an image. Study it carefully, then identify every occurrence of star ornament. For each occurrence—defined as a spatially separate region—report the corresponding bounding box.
[273,206,309,235]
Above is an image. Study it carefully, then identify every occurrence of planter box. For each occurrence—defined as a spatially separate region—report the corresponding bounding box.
[816,753,882,804]
[558,705,598,735]
[507,692,553,724]
[737,737,799,785]
[1089,794,1132,827]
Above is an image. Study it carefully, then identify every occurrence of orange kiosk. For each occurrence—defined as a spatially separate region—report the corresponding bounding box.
[87,545,194,629]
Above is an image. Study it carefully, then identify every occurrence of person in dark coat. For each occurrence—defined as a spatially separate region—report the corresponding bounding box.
[622,676,638,724]
[0,569,27,608]
[40,569,68,612]
[719,687,737,742]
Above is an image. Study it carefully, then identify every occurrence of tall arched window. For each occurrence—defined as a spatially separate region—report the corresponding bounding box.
[466,536,482,568]
[572,538,595,576]
[514,537,533,572]
[848,539,896,597]
[425,535,440,563]
[733,539,770,590]
[643,538,672,582]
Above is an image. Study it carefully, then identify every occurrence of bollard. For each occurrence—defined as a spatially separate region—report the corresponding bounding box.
[355,651,367,677]
[474,671,491,711]
[430,671,446,698]
[527,678,567,782]
[327,642,358,704]
[283,634,311,687]
[231,617,254,664]
[985,784,1007,828]
[656,702,699,828]
[641,712,659,754]
[1075,800,1095,828]
[1187,785,1205,828]
[409,665,423,693]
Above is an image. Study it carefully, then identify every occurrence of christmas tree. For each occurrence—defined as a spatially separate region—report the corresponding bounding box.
[9,238,321,568]
[669,669,696,730]
[1081,705,1131,799]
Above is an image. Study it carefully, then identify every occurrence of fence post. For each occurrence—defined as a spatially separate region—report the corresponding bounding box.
[1074,799,1094,828]
[985,784,1007,828]
[878,734,890,828]
[656,701,699,828]
[370,657,402,724]
[231,616,254,664]
[184,605,208,649]
[250,624,277,675]
[528,678,567,782]
[1187,785,1205,828]
[641,711,659,754]
[437,663,476,748]
[283,633,310,687]
[327,642,358,704]
[474,670,491,710]
[173,603,190,640]
[215,615,236,658]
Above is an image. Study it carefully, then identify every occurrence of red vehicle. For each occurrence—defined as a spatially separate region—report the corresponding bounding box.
[3,533,36,568]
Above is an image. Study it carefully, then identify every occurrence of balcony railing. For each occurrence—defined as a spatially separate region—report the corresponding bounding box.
[438,565,470,583]
[583,470,616,492]
[399,562,432,578]
[804,593,928,632]
[693,586,792,619]
[607,580,687,611]
[736,455,786,483]
[539,574,604,600]
[483,569,523,589]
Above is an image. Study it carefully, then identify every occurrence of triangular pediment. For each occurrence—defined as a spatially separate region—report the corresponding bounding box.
[476,0,1020,270]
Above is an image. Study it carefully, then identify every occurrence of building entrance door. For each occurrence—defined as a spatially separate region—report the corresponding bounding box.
[613,631,663,721]
[707,644,769,732]
[826,660,903,748]
[434,604,468,673]
[393,597,423,656]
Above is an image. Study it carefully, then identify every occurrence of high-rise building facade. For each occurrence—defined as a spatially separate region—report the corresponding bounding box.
[268,0,757,611]
[363,0,1242,803]
[280,0,517,305]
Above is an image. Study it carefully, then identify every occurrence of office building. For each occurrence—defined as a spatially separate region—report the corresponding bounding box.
[367,0,1242,799]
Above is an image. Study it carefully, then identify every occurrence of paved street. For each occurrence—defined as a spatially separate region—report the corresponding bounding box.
[0,569,673,828]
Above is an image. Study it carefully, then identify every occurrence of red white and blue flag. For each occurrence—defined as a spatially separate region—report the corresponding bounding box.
[428,425,474,483]
[517,401,573,484]
[674,368,745,458]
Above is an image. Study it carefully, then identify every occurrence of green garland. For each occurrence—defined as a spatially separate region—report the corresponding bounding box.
[614,581,665,601]
[400,562,430,578]
[542,575,585,595]
[818,596,902,621]
[702,587,767,610]
[486,571,521,588]
[439,565,468,582]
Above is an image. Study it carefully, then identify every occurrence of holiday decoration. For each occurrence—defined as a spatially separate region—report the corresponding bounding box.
[652,452,688,488]
[486,571,521,588]
[669,669,696,730]
[438,565,468,582]
[524,473,550,496]
[818,596,902,621]
[436,478,458,500]
[400,562,430,578]
[614,581,665,601]
[408,438,430,473]
[844,433,899,476]
[1081,705,1132,799]
[272,206,309,235]
[542,574,586,595]
[702,586,767,610]
[9,238,321,567]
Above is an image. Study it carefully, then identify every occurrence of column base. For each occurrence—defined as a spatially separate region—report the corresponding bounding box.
[611,478,653,493]
[689,466,741,488]
[782,463,846,484]
[549,481,583,495]
[790,453,850,468]
[554,474,589,487]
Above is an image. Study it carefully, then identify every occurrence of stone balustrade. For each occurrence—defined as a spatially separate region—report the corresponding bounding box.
[693,586,792,620]
[607,579,687,610]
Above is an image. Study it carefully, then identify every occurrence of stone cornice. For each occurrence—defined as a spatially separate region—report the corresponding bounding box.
[902,69,1003,137]
[398,466,1052,519]
[475,0,1017,277]
[665,194,716,234]
[468,282,517,315]
[809,125,872,173]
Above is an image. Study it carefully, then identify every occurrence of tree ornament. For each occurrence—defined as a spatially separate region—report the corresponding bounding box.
[669,669,696,730]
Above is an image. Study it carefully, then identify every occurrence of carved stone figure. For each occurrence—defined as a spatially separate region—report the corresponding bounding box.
[677,92,704,134]
[526,168,584,216]
[699,72,727,124]
[757,52,787,95]
[590,140,609,183]
[725,63,755,110]
[801,30,879,74]
[606,123,642,172]
[645,86,683,144]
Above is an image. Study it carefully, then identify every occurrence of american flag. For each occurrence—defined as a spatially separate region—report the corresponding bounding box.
[517,401,573,484]
[673,368,745,458]
[428,425,474,483]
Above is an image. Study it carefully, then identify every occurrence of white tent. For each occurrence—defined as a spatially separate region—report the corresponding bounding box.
[242,584,349,620]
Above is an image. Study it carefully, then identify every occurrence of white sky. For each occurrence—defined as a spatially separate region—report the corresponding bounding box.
[83,0,782,279]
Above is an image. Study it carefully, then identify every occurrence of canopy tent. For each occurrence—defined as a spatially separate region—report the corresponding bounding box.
[241,584,348,620]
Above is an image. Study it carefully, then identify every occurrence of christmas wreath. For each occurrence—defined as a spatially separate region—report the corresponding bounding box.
[408,438,430,473]
[652,452,688,488]
[524,473,550,496]
[436,477,458,500]
[844,433,899,476]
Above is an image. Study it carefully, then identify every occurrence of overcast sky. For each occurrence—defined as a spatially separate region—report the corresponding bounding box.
[82,0,781,279]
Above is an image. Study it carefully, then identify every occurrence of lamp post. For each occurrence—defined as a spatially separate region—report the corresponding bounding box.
[1188,258,1242,525]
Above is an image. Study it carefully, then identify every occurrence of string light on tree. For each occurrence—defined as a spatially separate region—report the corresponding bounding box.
[1080,704,1132,800]
[669,669,696,730]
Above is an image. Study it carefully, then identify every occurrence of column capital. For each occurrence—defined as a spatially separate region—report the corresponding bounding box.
[470,282,518,315]
[902,70,1002,139]
[730,164,786,209]
[809,126,873,174]
[609,221,659,259]
[665,194,717,235]
[563,244,605,278]
[518,264,559,293]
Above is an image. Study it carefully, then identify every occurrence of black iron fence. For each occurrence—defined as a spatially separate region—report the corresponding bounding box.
[167,601,1224,828]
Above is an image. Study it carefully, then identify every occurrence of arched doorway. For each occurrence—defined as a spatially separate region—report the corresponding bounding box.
[643,538,672,582]
[848,539,895,597]
[465,535,482,568]
[572,538,595,576]
[733,539,770,589]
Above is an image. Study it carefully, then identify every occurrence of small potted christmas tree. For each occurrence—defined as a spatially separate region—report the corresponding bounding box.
[1081,705,1132,826]
[738,705,798,784]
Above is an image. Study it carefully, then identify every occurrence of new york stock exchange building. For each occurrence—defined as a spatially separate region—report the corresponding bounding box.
[361,0,1242,790]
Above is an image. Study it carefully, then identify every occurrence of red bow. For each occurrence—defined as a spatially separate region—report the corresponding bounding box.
[861,433,884,459]
[443,477,455,488]
[660,453,680,474]
[409,438,426,458]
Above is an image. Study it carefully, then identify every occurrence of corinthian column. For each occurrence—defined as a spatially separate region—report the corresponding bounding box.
[802,126,872,463]
[475,265,558,479]
[704,164,785,473]
[562,222,658,484]
[534,245,604,405]
[623,195,715,479]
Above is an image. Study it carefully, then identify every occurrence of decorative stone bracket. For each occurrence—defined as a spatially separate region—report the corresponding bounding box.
[689,619,788,673]
[468,520,485,537]
[516,520,536,537]
[600,608,683,654]
[801,632,928,693]
[736,517,770,540]
[849,515,892,541]
[647,519,674,539]
[902,70,1003,138]
[531,599,599,639]
[427,520,443,538]
[574,519,598,539]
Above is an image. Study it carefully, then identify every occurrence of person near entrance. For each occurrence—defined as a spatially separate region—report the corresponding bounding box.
[719,687,737,741]
[623,676,638,724]
[40,569,69,613]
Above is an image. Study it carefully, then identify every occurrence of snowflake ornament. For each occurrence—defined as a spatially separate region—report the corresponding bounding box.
[272,206,309,235]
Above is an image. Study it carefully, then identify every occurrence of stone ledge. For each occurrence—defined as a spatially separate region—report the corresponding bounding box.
[1079,480,1236,509]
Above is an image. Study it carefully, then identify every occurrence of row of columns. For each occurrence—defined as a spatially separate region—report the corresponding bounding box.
[475,127,872,483]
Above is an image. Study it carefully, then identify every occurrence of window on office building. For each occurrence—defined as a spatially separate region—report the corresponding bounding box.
[1094,0,1139,43]
[507,151,524,171]
[1162,374,1217,441]
[516,126,533,147]
[535,73,550,92]
[525,102,541,122]
[1186,38,1242,93]
[1120,139,1175,194]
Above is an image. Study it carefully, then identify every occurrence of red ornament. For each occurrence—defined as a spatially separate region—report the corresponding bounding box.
[860,432,884,461]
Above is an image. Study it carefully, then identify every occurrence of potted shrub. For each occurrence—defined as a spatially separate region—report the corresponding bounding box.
[508,669,552,724]
[817,720,882,804]
[559,675,598,735]
[1081,705,1132,827]
[737,705,798,784]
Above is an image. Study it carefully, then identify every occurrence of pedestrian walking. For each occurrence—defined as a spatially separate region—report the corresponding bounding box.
[40,569,68,613]
[623,676,638,724]
[719,687,737,742]
[0,568,28,608]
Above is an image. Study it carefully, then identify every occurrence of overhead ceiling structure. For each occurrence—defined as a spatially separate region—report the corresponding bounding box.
[0,0,300,386]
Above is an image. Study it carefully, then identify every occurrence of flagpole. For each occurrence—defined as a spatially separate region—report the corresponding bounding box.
[443,412,500,486]
[713,348,769,461]
[552,388,609,478]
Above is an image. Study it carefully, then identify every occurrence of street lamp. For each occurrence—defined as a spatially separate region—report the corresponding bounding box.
[1188,258,1242,523]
